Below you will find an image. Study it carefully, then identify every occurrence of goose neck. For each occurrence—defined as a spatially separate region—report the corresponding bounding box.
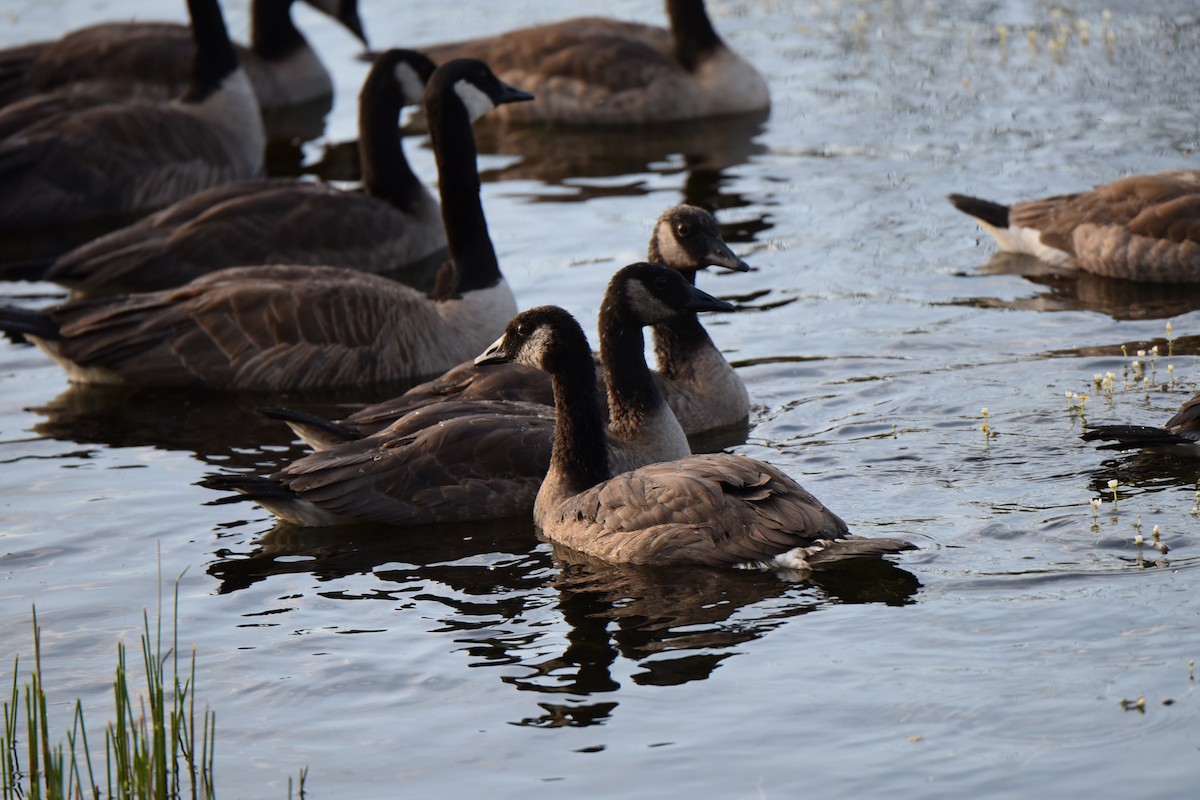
[667,0,724,71]
[598,293,666,436]
[549,352,613,495]
[183,0,241,102]
[358,69,422,210]
[250,0,307,61]
[426,86,501,295]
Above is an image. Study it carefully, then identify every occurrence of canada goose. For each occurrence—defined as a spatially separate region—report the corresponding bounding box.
[1082,393,1200,456]
[475,305,916,569]
[0,59,531,390]
[45,49,445,296]
[419,0,769,125]
[948,171,1200,283]
[266,203,750,449]
[0,0,368,114]
[0,0,265,230]
[201,262,735,526]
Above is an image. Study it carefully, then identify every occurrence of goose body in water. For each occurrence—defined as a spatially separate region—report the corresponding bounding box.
[46,49,445,296]
[267,204,751,448]
[0,59,530,390]
[475,305,916,569]
[0,0,368,115]
[0,0,265,230]
[1082,393,1200,456]
[202,262,735,526]
[949,171,1200,283]
[420,0,769,125]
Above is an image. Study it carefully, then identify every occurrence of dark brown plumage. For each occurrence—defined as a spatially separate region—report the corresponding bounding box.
[46,49,445,295]
[202,262,735,526]
[949,171,1200,282]
[272,203,750,449]
[0,59,532,390]
[0,0,265,230]
[0,0,367,112]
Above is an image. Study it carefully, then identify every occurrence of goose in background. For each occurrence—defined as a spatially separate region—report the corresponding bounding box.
[265,203,751,449]
[475,305,916,569]
[0,0,265,231]
[1082,393,1200,456]
[948,171,1200,283]
[0,0,367,116]
[0,59,531,390]
[418,0,769,125]
[201,262,734,526]
[45,49,445,296]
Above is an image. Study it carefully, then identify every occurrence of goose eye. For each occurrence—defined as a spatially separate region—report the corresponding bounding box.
[676,223,692,237]
[515,323,527,336]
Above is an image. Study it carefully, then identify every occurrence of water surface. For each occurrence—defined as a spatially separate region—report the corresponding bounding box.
[2,1,1199,797]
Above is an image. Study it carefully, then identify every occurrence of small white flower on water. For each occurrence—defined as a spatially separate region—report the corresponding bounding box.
[1137,350,1146,358]
[981,407,989,417]
[1108,479,1118,491]
[1151,346,1159,356]
[1090,498,1102,510]
[1166,321,1173,335]
[1135,533,1144,545]
[1153,525,1160,539]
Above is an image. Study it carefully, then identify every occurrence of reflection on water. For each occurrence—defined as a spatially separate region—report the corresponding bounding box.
[23,381,422,473]
[208,518,918,727]
[948,253,1200,320]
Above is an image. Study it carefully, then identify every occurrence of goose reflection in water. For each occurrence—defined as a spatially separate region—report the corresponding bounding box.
[207,519,919,727]
[948,252,1200,321]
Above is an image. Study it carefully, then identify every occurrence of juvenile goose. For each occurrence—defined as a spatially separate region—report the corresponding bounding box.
[201,262,734,526]
[948,171,1200,283]
[1082,393,1200,456]
[0,0,265,230]
[266,203,750,449]
[45,49,445,296]
[475,306,916,569]
[419,0,769,125]
[0,59,531,390]
[0,0,367,114]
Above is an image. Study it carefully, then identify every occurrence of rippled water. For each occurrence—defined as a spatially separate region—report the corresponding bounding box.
[2,0,1200,796]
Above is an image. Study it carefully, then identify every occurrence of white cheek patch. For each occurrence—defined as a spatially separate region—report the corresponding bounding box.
[654,220,696,268]
[454,79,497,122]
[393,62,425,105]
[519,325,557,368]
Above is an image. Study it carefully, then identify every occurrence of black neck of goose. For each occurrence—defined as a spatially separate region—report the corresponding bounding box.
[183,0,241,102]
[358,67,423,211]
[599,289,667,437]
[650,269,713,382]
[427,87,501,295]
[550,338,613,493]
[250,0,307,61]
[667,0,724,72]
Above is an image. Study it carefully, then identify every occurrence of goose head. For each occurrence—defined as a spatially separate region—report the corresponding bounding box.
[363,49,436,110]
[649,204,750,275]
[476,263,735,369]
[303,0,369,46]
[428,58,534,123]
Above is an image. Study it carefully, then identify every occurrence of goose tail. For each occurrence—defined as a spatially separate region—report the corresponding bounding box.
[0,304,60,341]
[1081,425,1192,451]
[947,193,1010,229]
[258,407,362,451]
[198,473,347,526]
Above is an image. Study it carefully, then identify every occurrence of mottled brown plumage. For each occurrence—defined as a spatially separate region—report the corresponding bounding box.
[481,305,916,569]
[420,0,768,125]
[950,171,1200,282]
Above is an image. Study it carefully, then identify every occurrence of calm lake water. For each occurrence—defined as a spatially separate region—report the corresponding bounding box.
[2,0,1200,797]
